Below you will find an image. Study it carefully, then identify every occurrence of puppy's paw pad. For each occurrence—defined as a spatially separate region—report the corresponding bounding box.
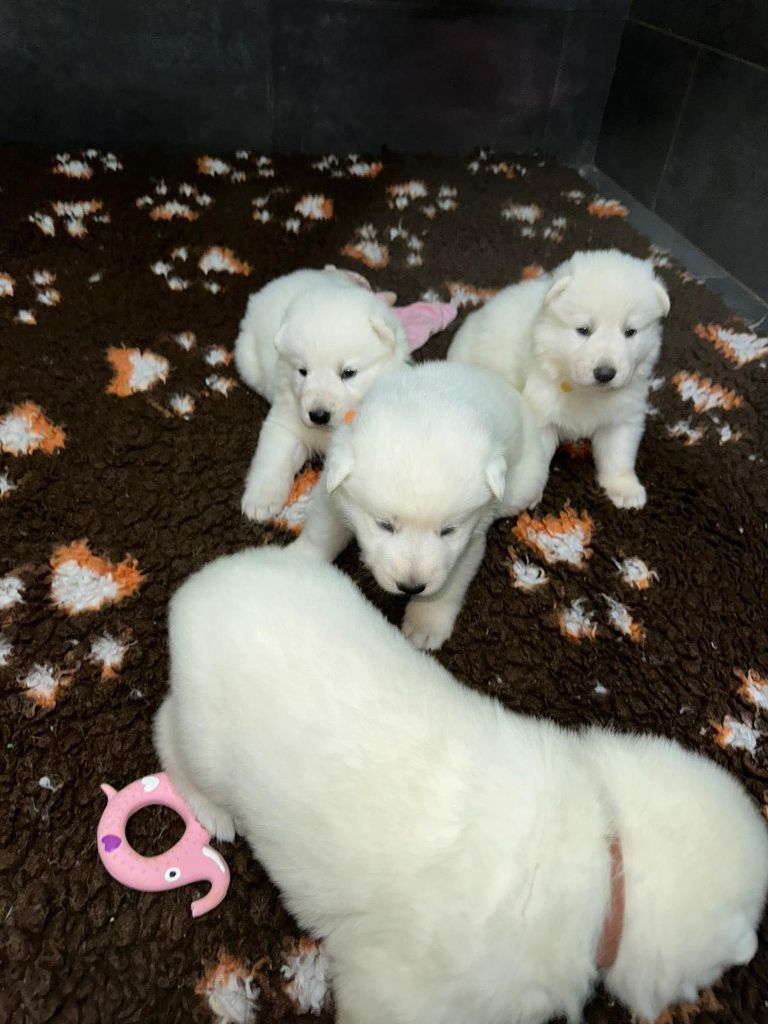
[401,602,455,651]
[241,489,286,522]
[602,474,646,510]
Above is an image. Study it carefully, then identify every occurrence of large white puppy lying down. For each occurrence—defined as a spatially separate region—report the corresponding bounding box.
[292,360,549,650]
[234,267,409,522]
[448,249,670,509]
[155,545,768,1024]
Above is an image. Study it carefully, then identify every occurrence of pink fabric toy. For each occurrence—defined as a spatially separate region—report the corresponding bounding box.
[389,300,458,353]
[322,264,458,353]
[97,772,230,918]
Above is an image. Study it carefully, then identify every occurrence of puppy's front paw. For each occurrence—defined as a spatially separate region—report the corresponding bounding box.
[401,600,456,651]
[601,472,647,510]
[241,486,288,522]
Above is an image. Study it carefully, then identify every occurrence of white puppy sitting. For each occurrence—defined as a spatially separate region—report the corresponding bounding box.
[448,249,670,509]
[235,268,409,522]
[293,360,549,650]
[155,545,768,1024]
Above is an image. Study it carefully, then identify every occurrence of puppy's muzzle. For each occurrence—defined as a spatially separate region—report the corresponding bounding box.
[397,581,426,596]
[309,409,331,426]
[593,365,616,385]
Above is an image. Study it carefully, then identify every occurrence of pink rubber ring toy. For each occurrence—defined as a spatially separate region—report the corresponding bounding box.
[96,772,230,918]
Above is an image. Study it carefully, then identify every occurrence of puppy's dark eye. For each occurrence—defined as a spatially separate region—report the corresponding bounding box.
[576,326,591,337]
[440,526,456,537]
[298,367,308,377]
[340,368,357,380]
[624,327,637,338]
[377,520,395,533]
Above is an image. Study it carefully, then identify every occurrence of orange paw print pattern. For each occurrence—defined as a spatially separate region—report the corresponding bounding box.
[513,504,594,568]
[587,197,628,218]
[0,402,65,456]
[270,466,322,534]
[694,322,768,367]
[106,347,170,396]
[50,540,144,615]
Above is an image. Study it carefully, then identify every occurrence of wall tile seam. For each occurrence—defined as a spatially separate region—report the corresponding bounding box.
[630,16,768,74]
[651,43,699,214]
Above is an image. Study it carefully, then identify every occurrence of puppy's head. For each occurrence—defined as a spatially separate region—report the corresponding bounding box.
[275,286,408,430]
[535,250,670,390]
[323,365,505,597]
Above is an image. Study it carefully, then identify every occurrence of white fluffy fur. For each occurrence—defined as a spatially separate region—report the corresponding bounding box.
[155,545,768,1024]
[448,250,670,509]
[235,268,410,522]
[292,360,549,650]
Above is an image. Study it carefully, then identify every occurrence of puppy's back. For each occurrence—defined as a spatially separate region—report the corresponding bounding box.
[584,729,768,1019]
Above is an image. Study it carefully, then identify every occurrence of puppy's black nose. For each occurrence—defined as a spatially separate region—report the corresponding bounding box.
[309,409,331,425]
[397,581,426,596]
[593,365,616,384]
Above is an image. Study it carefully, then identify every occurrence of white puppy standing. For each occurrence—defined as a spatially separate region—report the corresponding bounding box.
[293,360,549,650]
[448,249,670,509]
[235,268,410,522]
[155,545,768,1024]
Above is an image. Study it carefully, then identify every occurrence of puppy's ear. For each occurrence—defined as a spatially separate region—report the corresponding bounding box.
[273,322,288,353]
[370,314,397,349]
[544,276,572,306]
[485,455,507,502]
[653,279,671,317]
[325,434,354,493]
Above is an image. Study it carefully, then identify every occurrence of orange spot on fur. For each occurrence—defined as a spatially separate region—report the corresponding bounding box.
[735,668,768,710]
[558,439,592,459]
[628,622,645,643]
[587,198,628,219]
[672,370,742,412]
[295,194,334,220]
[196,951,268,1012]
[521,264,544,280]
[354,161,383,178]
[344,410,358,425]
[0,402,66,456]
[149,204,199,222]
[341,241,389,270]
[50,540,144,614]
[446,282,498,307]
[272,467,322,535]
[21,665,73,709]
[694,322,768,367]
[198,246,251,276]
[648,988,721,1024]
[513,503,594,568]
[106,347,170,397]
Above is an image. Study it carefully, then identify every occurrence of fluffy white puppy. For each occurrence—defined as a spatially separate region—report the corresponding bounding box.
[155,545,768,1024]
[448,249,670,509]
[235,267,409,522]
[292,360,549,650]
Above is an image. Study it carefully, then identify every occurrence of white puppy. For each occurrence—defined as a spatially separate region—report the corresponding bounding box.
[448,249,670,509]
[292,360,549,650]
[235,268,409,522]
[155,545,768,1024]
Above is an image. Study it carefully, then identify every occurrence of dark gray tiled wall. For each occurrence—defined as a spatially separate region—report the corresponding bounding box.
[0,0,630,161]
[597,3,768,300]
[655,51,768,301]
[0,1,273,151]
[631,0,768,68]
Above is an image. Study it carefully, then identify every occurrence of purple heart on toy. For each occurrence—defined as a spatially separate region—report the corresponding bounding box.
[101,834,121,853]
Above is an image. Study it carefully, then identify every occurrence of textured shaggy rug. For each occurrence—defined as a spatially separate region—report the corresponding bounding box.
[1,144,768,1024]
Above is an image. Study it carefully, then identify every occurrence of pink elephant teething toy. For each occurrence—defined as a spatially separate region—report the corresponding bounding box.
[97,772,230,918]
